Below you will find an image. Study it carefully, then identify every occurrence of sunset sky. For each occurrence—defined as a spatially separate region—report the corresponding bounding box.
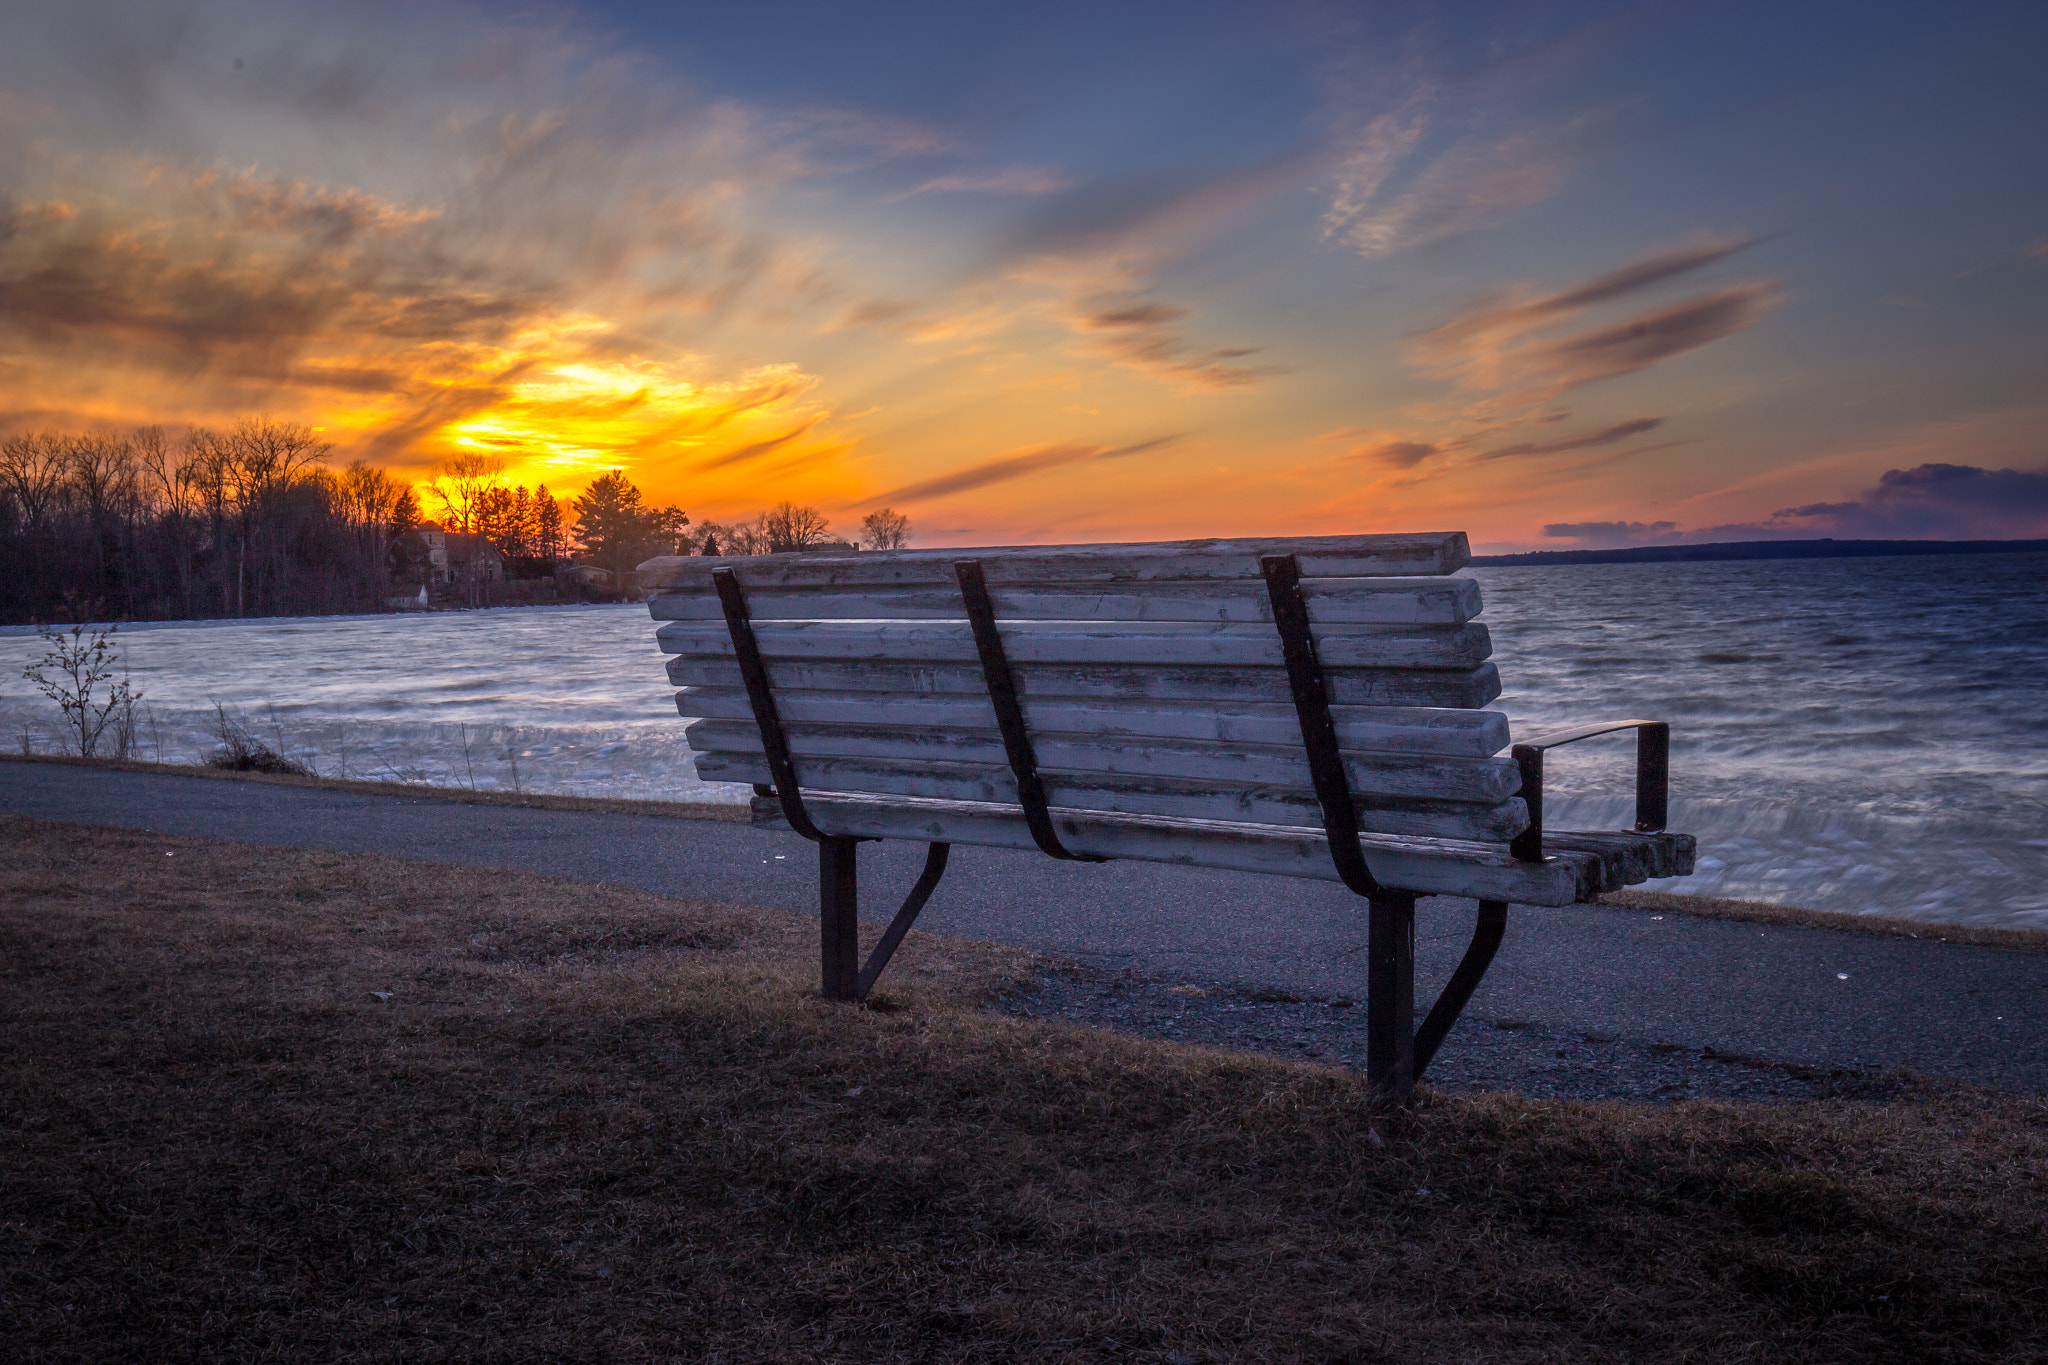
[3,0,2044,550]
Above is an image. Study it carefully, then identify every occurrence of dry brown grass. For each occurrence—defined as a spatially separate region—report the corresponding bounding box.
[4,815,2045,1363]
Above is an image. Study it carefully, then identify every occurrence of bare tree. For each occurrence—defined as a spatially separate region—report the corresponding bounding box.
[860,507,912,550]
[426,453,506,604]
[186,417,332,615]
[1,432,72,610]
[700,514,770,556]
[64,432,143,607]
[764,500,831,552]
[1,419,423,623]
[330,460,406,576]
[0,432,68,531]
[137,425,204,613]
[333,460,404,534]
[427,452,505,536]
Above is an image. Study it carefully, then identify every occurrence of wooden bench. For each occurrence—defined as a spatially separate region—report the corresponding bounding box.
[639,532,1693,1096]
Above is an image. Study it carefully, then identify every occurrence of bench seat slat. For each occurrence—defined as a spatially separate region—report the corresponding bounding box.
[749,792,1692,906]
[675,687,1509,756]
[655,619,1492,670]
[639,531,1470,591]
[648,576,1481,625]
[687,720,1520,802]
[666,658,1504,709]
[692,750,1529,840]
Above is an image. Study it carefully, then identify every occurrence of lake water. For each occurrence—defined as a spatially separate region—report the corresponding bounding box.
[4,550,2044,928]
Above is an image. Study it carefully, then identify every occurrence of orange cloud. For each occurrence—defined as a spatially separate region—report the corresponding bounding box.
[862,435,1183,506]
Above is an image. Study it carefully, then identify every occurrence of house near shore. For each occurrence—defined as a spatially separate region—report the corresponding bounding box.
[559,561,615,590]
[415,522,506,587]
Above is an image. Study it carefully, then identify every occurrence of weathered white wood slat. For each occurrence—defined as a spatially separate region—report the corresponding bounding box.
[687,719,1520,802]
[647,575,1481,625]
[665,657,1504,709]
[748,792,1694,905]
[637,531,1469,591]
[655,619,1492,670]
[692,750,1529,839]
[674,688,1510,756]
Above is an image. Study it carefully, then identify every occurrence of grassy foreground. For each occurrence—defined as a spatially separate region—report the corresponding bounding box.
[3,817,2044,1363]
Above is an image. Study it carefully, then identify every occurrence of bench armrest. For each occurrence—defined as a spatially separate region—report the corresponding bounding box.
[1509,719,1670,862]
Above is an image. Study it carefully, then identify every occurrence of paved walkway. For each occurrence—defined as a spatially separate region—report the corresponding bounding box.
[4,761,2043,1095]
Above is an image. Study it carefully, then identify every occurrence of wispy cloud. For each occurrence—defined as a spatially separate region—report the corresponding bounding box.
[1313,13,1634,262]
[1324,236,1779,494]
[886,166,1073,202]
[1324,119,1587,260]
[1066,291,1273,391]
[763,106,960,163]
[1507,284,1776,393]
[998,248,1279,392]
[861,435,1181,505]
[1477,416,1664,460]
[934,141,1334,393]
[1357,439,1443,469]
[1410,238,1772,393]
[1418,239,1759,356]
[694,419,820,471]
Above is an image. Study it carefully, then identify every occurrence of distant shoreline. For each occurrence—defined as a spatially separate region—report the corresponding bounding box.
[1471,536,2048,567]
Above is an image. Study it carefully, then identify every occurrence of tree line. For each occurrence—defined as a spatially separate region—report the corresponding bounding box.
[572,481,912,575]
[1,420,408,623]
[1,421,914,624]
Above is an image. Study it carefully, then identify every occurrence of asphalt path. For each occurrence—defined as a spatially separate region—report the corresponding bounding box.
[4,761,2043,1094]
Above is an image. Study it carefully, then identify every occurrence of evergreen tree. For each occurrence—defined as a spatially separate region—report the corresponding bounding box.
[570,470,688,585]
[386,485,420,539]
[534,485,563,561]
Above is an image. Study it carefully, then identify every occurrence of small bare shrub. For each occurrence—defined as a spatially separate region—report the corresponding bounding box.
[207,702,311,775]
[20,623,141,758]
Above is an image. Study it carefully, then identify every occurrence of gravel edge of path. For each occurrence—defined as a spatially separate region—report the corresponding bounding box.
[992,963,1948,1104]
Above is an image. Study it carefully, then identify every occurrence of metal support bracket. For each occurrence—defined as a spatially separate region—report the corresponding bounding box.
[1412,899,1508,1080]
[954,558,1106,863]
[858,841,952,999]
[1260,554,1379,896]
[713,566,824,843]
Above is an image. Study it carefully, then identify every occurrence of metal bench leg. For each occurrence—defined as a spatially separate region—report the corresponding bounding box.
[818,838,954,1003]
[1413,899,1508,1081]
[1366,891,1416,1097]
[819,837,862,1001]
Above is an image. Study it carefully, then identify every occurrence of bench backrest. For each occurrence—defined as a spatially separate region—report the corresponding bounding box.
[641,532,1529,844]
